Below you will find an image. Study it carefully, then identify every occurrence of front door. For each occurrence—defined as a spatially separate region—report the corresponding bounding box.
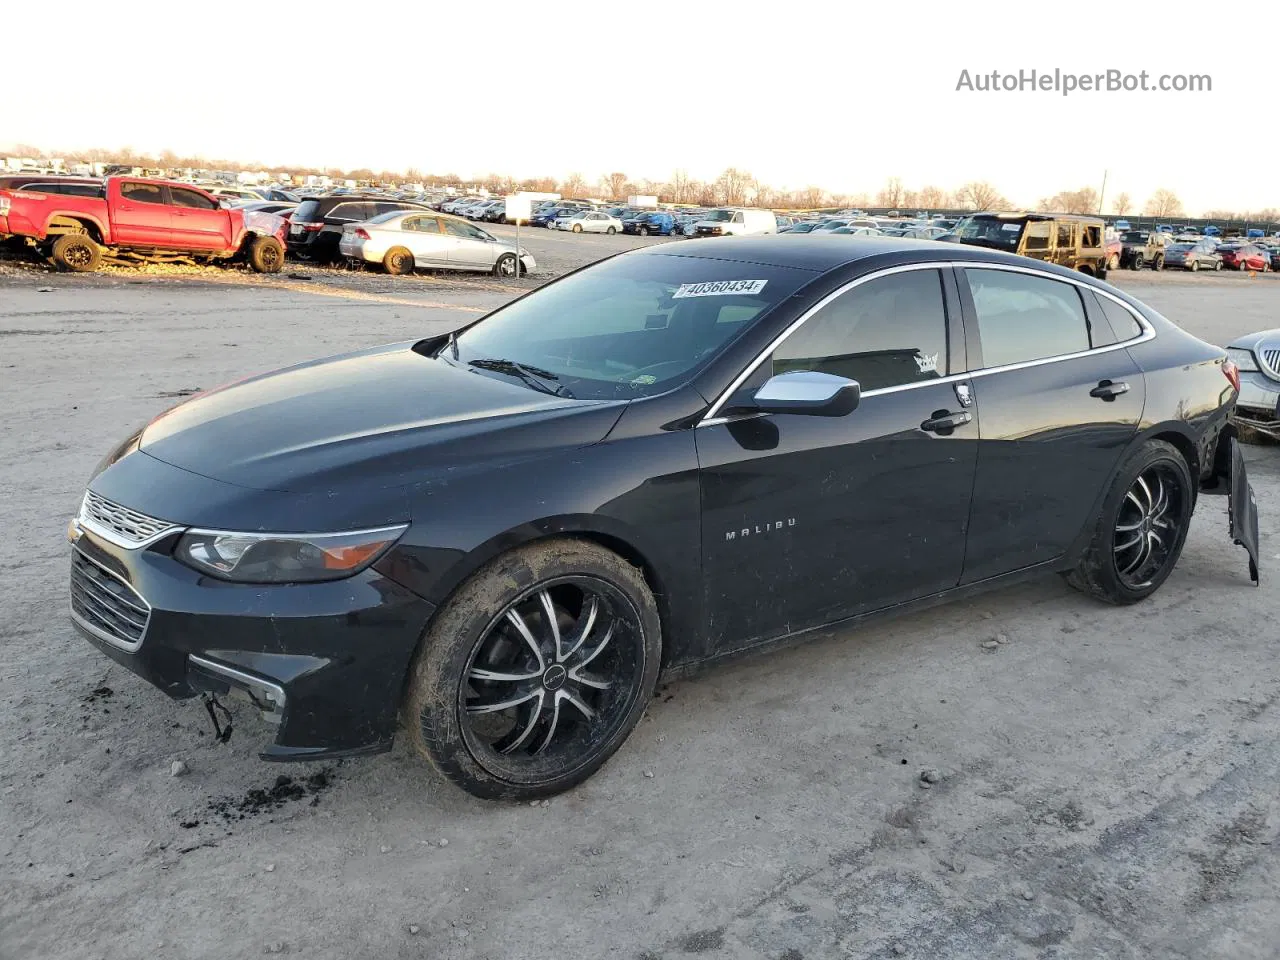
[956,266,1146,583]
[112,180,172,245]
[167,186,229,250]
[697,267,978,652]
[443,219,498,270]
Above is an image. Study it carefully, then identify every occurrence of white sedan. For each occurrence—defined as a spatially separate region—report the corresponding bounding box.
[552,211,623,234]
[338,210,536,277]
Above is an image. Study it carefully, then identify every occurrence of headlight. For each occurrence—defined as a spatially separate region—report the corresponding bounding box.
[174,525,407,583]
[1226,347,1259,372]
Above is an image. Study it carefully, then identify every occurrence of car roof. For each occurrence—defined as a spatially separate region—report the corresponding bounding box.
[626,234,1094,275]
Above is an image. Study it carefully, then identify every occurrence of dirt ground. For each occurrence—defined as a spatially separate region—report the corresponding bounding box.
[2,232,1278,960]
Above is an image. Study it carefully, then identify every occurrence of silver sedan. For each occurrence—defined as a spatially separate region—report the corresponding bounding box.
[338,211,536,277]
[552,211,623,234]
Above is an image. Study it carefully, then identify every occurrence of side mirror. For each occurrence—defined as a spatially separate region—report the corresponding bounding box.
[751,371,861,417]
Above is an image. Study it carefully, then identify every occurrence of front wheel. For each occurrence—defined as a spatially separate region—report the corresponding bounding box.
[403,539,662,801]
[1132,254,1145,270]
[1190,259,1200,271]
[51,233,102,272]
[572,223,583,233]
[1107,253,1120,271]
[493,253,520,278]
[1064,439,1194,604]
[639,226,649,236]
[1214,259,1222,271]
[1151,255,1163,271]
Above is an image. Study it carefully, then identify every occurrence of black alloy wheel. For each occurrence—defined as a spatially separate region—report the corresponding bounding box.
[1112,464,1184,588]
[404,539,661,800]
[459,578,642,776]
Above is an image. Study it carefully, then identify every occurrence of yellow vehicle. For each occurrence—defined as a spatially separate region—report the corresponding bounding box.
[948,212,1108,279]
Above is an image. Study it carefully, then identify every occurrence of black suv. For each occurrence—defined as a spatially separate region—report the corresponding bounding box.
[287,196,430,263]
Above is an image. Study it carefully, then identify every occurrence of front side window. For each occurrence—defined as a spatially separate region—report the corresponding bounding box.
[444,220,487,240]
[450,254,817,400]
[120,181,165,205]
[771,270,949,391]
[964,268,1090,367]
[1056,222,1075,249]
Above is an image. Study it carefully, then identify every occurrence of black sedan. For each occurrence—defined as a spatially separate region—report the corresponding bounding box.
[68,237,1260,801]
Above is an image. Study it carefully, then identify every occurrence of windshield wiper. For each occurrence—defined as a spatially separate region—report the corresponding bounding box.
[467,358,576,399]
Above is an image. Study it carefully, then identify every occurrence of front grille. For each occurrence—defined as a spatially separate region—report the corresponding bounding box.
[1259,347,1280,380]
[79,490,177,546]
[70,550,151,650]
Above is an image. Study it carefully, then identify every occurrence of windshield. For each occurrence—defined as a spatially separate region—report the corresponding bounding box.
[1121,231,1148,243]
[702,210,734,222]
[449,253,818,400]
[953,216,1024,251]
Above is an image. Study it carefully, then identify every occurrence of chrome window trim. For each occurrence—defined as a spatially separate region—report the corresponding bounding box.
[69,547,151,653]
[698,260,1154,427]
[188,654,288,710]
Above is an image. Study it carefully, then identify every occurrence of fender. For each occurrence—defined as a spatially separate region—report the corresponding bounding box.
[40,208,112,244]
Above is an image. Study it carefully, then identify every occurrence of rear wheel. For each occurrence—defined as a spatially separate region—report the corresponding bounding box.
[1190,259,1200,271]
[1107,253,1120,271]
[1065,439,1194,604]
[50,233,102,273]
[403,539,661,800]
[1152,255,1163,271]
[383,246,415,276]
[247,236,284,273]
[606,226,617,235]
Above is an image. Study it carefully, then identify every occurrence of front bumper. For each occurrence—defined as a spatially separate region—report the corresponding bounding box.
[68,525,436,761]
[1233,370,1280,439]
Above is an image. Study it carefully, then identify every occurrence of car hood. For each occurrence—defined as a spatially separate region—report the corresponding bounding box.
[1228,328,1280,352]
[137,340,627,495]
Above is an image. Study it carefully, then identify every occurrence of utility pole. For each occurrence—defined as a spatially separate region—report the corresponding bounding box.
[1098,169,1108,215]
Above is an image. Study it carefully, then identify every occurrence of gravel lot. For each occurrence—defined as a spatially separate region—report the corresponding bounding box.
[2,232,1278,960]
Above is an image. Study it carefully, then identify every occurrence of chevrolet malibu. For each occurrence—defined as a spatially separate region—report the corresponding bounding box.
[69,237,1260,801]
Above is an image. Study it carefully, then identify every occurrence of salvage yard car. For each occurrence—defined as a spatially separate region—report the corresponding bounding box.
[1227,331,1280,440]
[286,195,430,264]
[948,212,1108,278]
[1163,240,1222,271]
[68,236,1259,802]
[338,210,534,276]
[0,176,286,273]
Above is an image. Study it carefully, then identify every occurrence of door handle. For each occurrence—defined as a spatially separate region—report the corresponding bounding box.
[1090,379,1130,401]
[920,410,972,433]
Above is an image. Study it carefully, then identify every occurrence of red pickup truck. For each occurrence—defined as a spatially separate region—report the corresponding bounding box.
[0,176,286,273]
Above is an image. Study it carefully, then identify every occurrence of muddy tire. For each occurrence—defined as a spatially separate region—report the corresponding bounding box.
[247,236,284,273]
[572,223,583,233]
[1064,439,1194,605]
[383,246,415,276]
[403,538,662,801]
[1107,253,1120,271]
[1132,254,1145,270]
[50,233,102,273]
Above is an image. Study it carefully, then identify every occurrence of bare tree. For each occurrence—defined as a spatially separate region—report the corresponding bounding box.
[559,172,587,198]
[1111,192,1131,216]
[876,177,905,208]
[797,185,826,209]
[714,167,752,206]
[668,169,692,204]
[917,185,949,209]
[1143,188,1183,218]
[955,181,1007,211]
[1038,187,1099,214]
[604,172,629,198]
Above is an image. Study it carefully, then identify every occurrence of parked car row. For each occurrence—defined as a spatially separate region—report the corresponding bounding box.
[1117,229,1275,272]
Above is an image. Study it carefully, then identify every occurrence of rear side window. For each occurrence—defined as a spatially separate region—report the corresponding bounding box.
[327,202,371,221]
[771,269,949,391]
[121,182,165,205]
[170,188,218,210]
[1092,292,1145,343]
[964,269,1090,367]
[1023,221,1052,251]
[404,217,441,233]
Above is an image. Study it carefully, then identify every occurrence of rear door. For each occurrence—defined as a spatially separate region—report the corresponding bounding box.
[112,181,172,245]
[167,186,229,250]
[956,266,1147,583]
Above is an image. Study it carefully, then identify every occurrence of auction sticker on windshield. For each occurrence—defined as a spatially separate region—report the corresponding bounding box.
[1002,223,1021,231]
[672,279,768,298]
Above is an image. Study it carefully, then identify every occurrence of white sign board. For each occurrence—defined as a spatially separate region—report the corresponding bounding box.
[505,195,533,223]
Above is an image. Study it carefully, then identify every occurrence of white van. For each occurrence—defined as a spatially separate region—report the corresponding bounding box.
[693,208,776,238]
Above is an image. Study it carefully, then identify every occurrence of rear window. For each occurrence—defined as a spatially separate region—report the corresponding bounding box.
[294,199,321,221]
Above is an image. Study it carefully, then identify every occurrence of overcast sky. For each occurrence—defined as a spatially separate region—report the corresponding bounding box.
[5,1,1272,215]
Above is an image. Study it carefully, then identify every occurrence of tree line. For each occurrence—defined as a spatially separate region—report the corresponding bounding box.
[9,142,1267,219]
